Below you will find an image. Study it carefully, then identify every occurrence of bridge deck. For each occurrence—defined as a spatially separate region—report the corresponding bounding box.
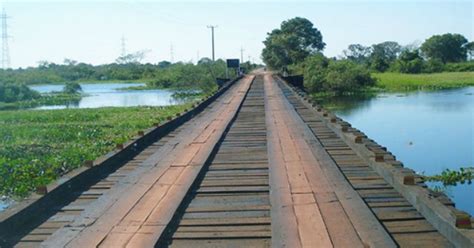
[2,73,467,247]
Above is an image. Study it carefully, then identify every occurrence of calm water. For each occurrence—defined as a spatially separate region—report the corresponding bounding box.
[324,87,474,215]
[29,83,183,109]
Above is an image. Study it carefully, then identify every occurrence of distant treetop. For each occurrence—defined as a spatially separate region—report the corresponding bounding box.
[262,17,325,70]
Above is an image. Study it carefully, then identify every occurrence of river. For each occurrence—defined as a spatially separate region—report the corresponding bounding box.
[323,86,474,215]
[29,82,185,109]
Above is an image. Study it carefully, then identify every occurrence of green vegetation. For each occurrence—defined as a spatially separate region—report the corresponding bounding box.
[290,54,375,95]
[374,72,474,91]
[0,83,41,103]
[0,81,83,110]
[424,167,474,187]
[420,34,471,63]
[0,93,81,111]
[147,59,228,92]
[262,18,376,96]
[0,57,258,94]
[62,82,82,94]
[343,33,473,74]
[262,18,473,95]
[0,105,191,198]
[262,17,325,70]
[1,58,251,110]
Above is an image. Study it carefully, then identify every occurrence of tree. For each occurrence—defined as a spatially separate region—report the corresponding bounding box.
[465,41,474,61]
[262,17,325,69]
[158,61,172,68]
[197,57,213,65]
[392,49,424,73]
[343,44,372,63]
[369,41,401,72]
[420,33,469,63]
[63,58,78,66]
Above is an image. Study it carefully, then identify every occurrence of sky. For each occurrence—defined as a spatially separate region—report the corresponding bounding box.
[1,0,472,68]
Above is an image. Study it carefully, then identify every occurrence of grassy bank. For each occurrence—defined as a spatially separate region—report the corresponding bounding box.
[0,105,191,198]
[374,72,474,91]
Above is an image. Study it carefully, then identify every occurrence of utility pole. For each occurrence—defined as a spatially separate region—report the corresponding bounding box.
[120,35,126,57]
[1,8,11,69]
[240,47,244,63]
[207,25,217,61]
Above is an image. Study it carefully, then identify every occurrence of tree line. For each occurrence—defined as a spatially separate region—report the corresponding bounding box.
[343,34,474,73]
[0,58,258,103]
[262,17,473,95]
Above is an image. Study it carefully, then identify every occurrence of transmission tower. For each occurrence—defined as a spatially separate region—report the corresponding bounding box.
[1,8,11,69]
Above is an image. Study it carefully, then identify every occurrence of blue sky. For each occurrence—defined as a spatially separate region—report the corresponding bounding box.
[1,0,472,68]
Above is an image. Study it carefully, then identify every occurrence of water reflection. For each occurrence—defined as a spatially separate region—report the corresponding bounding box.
[30,83,192,109]
[323,87,474,215]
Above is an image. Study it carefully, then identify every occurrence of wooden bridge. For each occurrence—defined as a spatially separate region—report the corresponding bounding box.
[1,72,473,247]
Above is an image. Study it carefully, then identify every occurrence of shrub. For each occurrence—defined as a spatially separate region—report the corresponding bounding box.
[0,83,41,103]
[444,61,474,72]
[62,82,82,94]
[390,49,424,74]
[324,60,375,94]
[301,55,375,95]
[424,59,445,73]
[301,54,330,92]
[147,60,229,93]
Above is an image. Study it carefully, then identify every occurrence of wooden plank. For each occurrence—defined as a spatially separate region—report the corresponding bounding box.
[392,232,453,247]
[175,225,271,233]
[179,216,271,226]
[172,231,271,239]
[293,200,332,247]
[383,219,437,233]
[372,207,424,221]
[168,239,270,248]
[315,192,364,248]
[186,205,270,213]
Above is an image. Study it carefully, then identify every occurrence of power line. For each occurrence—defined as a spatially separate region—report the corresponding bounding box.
[207,25,217,61]
[1,8,11,69]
